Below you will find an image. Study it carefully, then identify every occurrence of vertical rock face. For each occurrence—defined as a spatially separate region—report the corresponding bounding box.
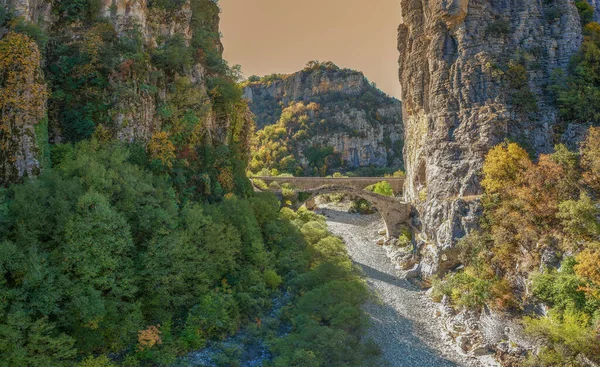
[2,0,241,143]
[398,0,582,275]
[100,0,221,143]
[1,0,53,26]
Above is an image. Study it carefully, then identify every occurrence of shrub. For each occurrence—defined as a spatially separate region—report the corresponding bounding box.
[350,198,375,214]
[524,309,598,365]
[264,269,283,289]
[151,34,194,73]
[486,20,511,37]
[148,0,187,11]
[506,62,538,113]
[374,181,394,196]
[576,0,595,25]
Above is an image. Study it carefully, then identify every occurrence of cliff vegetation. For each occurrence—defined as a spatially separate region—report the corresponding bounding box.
[0,1,376,366]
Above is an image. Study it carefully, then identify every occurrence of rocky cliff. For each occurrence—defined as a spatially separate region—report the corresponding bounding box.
[245,63,403,175]
[398,0,582,275]
[0,0,252,186]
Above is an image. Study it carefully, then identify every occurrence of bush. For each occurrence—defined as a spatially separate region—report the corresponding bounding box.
[506,61,538,113]
[486,20,511,37]
[148,0,187,11]
[524,309,599,365]
[576,0,595,25]
[151,34,194,73]
[366,181,394,197]
[350,198,375,214]
[531,265,588,313]
[264,269,283,290]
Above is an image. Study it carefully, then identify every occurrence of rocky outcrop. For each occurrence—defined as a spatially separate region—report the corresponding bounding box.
[0,32,47,186]
[433,296,532,363]
[101,0,222,143]
[245,64,404,170]
[398,0,582,276]
[0,0,53,27]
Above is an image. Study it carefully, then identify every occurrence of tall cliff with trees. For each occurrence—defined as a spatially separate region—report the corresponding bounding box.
[399,1,600,365]
[244,62,404,177]
[0,1,377,366]
[397,0,586,276]
[0,0,254,192]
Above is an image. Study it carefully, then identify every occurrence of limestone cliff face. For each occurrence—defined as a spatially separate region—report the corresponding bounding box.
[0,0,53,27]
[245,65,404,170]
[100,0,224,144]
[398,0,582,275]
[1,0,251,185]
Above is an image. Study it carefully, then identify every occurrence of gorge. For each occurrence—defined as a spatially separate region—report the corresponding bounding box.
[1,0,600,366]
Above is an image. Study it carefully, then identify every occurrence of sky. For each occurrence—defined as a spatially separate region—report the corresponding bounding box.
[218,0,403,99]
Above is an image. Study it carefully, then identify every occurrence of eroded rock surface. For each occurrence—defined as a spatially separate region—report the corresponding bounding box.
[398,0,582,276]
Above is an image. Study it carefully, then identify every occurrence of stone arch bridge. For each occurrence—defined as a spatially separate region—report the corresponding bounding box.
[252,176,411,238]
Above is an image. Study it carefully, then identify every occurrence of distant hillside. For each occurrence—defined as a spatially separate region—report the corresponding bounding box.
[244,61,403,176]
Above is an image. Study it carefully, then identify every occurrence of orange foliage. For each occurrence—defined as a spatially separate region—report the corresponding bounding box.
[482,143,568,272]
[137,325,162,351]
[575,247,600,299]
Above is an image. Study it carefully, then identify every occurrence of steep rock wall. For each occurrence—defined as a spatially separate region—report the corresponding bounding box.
[398,0,582,275]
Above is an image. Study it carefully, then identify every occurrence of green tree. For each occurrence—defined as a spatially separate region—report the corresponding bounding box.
[61,192,141,352]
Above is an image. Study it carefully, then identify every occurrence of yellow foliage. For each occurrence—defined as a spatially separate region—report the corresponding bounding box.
[137,325,162,351]
[0,32,47,133]
[217,166,235,193]
[481,142,531,194]
[148,131,176,169]
[582,127,600,192]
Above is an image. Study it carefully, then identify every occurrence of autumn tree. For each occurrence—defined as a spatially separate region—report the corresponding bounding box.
[582,126,600,192]
[481,142,531,195]
[148,131,176,169]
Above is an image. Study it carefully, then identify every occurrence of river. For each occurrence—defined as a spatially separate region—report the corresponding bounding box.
[319,205,498,367]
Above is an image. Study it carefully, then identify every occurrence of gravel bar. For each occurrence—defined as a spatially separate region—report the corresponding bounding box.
[318,206,497,367]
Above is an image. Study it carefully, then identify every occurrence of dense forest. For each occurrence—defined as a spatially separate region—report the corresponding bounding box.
[0,1,376,366]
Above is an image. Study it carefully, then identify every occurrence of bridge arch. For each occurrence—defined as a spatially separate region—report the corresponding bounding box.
[283,184,411,239]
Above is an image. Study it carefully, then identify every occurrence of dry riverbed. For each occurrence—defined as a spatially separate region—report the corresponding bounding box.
[317,203,499,367]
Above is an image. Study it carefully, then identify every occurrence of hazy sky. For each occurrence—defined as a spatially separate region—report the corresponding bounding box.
[219,0,402,99]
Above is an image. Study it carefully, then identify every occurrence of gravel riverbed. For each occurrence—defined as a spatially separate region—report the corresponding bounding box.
[318,205,499,367]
